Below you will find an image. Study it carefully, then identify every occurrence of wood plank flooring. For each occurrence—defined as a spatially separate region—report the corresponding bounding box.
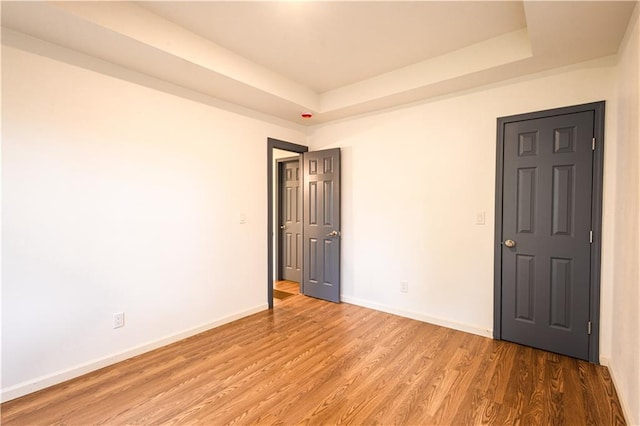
[274,280,300,295]
[2,295,626,425]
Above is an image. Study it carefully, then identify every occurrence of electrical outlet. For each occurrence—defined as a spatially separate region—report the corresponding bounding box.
[476,211,486,225]
[400,281,409,293]
[113,312,125,329]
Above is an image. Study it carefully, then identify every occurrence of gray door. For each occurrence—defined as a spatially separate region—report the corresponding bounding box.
[501,111,594,360]
[280,159,302,283]
[302,148,341,303]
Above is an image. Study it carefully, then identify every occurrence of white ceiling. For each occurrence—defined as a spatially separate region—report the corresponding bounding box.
[140,1,528,92]
[1,1,637,126]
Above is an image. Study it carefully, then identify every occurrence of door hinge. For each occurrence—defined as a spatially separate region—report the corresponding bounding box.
[592,138,596,151]
[590,230,593,243]
[588,321,592,335]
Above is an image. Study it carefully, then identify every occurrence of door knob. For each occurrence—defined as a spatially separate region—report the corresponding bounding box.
[503,239,516,248]
[280,225,286,230]
[326,230,340,237]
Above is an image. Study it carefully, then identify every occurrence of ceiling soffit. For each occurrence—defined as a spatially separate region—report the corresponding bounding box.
[1,1,636,126]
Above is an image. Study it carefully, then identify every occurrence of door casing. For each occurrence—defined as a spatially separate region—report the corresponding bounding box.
[493,101,605,364]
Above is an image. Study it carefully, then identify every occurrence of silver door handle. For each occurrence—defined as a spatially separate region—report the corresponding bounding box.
[326,230,340,237]
[280,225,286,230]
[503,239,516,248]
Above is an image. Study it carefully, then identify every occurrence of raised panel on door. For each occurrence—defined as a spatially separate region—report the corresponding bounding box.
[302,148,340,303]
[501,110,594,360]
[515,254,535,322]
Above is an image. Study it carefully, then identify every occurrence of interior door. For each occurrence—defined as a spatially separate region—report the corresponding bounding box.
[302,148,341,303]
[500,110,595,360]
[280,159,302,283]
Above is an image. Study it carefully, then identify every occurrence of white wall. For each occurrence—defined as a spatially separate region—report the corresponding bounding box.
[608,4,640,424]
[1,43,305,400]
[308,60,616,338]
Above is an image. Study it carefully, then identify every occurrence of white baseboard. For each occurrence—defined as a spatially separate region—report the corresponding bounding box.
[341,295,493,338]
[1,304,268,403]
[599,356,634,425]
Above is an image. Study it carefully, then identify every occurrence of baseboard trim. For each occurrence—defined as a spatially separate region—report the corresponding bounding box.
[599,356,634,425]
[1,304,268,403]
[341,295,492,338]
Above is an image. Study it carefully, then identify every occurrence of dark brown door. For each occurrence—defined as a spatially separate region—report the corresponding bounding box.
[280,159,302,283]
[500,110,595,360]
[302,148,341,303]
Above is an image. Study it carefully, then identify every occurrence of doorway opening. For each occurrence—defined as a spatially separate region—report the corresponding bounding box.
[267,138,308,309]
[268,138,342,308]
[274,154,302,304]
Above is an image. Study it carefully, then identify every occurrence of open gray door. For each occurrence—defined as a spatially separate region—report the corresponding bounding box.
[302,148,341,303]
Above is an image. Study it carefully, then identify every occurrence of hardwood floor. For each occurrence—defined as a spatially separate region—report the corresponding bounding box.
[2,295,625,425]
[274,280,300,295]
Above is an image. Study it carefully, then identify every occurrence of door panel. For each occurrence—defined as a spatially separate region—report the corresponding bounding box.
[280,159,301,283]
[303,148,340,303]
[501,111,593,360]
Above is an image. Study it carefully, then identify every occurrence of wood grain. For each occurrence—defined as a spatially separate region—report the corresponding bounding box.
[2,295,626,425]
[274,280,299,295]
